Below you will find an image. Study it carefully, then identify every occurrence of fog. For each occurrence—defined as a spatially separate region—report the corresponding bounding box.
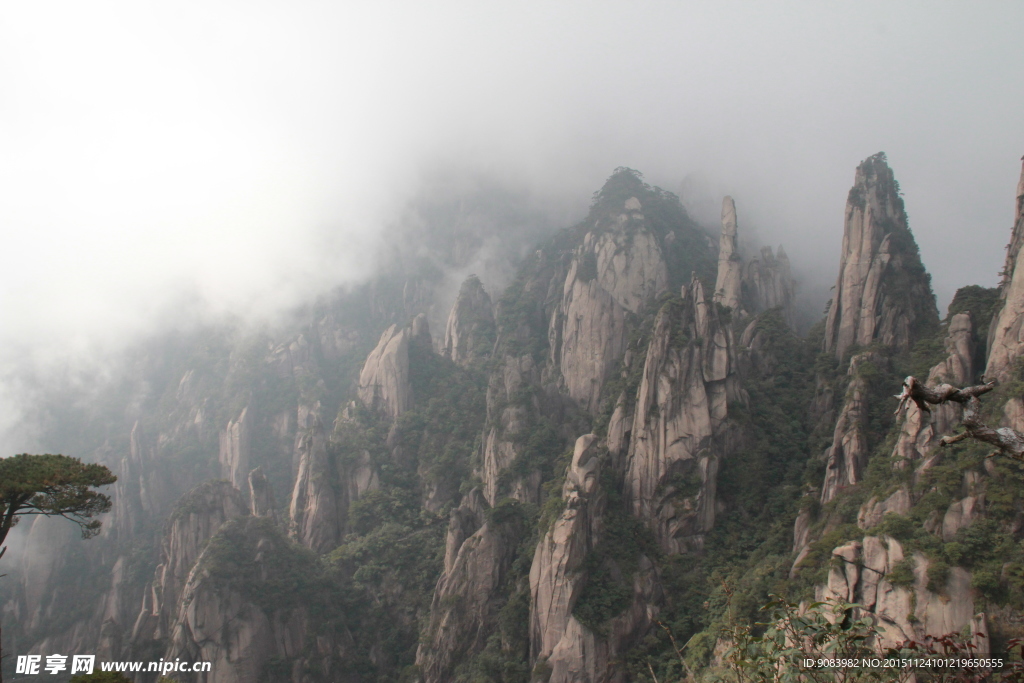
[1,1,1023,447]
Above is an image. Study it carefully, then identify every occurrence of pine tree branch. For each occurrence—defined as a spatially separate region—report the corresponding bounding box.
[894,377,1024,460]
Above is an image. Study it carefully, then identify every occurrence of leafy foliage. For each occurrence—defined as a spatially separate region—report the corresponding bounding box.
[573,465,658,634]
[0,453,117,547]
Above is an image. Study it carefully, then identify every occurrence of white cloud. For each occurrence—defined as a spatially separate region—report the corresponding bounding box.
[0,0,1020,375]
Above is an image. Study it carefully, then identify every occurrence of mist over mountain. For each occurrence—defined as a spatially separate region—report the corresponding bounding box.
[3,3,1024,683]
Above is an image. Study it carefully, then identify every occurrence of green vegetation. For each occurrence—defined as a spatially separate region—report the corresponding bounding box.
[14,154,1024,683]
[622,309,823,680]
[573,465,658,634]
[0,453,117,548]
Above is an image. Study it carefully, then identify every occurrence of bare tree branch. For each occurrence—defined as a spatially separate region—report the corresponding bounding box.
[894,376,1024,460]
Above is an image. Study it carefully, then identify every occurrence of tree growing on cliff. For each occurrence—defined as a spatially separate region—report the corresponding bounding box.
[0,453,117,683]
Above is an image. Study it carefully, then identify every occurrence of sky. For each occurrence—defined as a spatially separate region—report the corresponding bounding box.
[0,1,1022,415]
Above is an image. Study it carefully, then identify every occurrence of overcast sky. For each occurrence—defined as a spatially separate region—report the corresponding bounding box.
[1,1,1022,382]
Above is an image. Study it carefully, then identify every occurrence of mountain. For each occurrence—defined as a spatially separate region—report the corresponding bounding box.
[3,157,1023,683]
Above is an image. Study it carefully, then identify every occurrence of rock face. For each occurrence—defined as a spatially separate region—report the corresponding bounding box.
[824,313,973,508]
[164,518,334,683]
[219,407,252,491]
[820,351,883,503]
[714,196,743,311]
[890,312,976,465]
[248,466,276,517]
[416,489,522,683]
[818,536,987,649]
[114,422,179,541]
[742,245,796,328]
[443,275,495,365]
[531,436,605,664]
[857,487,912,530]
[529,435,659,682]
[553,197,668,412]
[131,481,249,645]
[358,324,414,419]
[288,405,342,553]
[823,153,937,359]
[480,354,542,505]
[985,158,1024,383]
[624,276,740,552]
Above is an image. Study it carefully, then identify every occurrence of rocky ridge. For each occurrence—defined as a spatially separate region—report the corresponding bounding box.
[10,160,1024,683]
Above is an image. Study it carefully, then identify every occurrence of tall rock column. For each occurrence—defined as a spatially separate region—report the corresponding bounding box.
[714,196,743,311]
[713,195,797,326]
[985,157,1024,383]
[219,407,251,492]
[817,153,938,503]
[823,152,937,359]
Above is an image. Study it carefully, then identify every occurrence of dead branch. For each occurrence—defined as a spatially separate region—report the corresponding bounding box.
[894,376,1024,460]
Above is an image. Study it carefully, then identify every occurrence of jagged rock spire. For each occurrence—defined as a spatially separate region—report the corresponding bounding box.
[823,153,937,358]
[714,196,743,311]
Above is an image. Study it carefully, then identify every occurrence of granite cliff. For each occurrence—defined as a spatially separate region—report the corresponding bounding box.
[5,160,1024,683]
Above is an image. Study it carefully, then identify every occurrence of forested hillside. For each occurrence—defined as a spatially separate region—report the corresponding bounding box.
[3,155,1024,683]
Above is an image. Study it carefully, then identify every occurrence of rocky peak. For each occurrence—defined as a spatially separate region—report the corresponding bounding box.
[714,195,743,311]
[985,157,1024,382]
[164,518,330,683]
[443,275,495,365]
[358,323,414,419]
[712,195,796,328]
[824,153,938,358]
[553,195,668,412]
[411,312,432,349]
